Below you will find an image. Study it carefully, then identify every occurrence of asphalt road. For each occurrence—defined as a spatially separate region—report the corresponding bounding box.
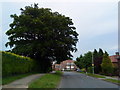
[58,72,119,88]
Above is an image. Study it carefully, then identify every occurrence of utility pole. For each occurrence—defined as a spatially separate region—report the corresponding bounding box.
[92,52,94,74]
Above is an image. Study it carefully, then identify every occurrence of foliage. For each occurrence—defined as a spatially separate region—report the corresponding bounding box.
[5,4,78,72]
[104,79,120,85]
[101,53,114,75]
[75,55,84,69]
[87,67,93,73]
[75,51,92,70]
[87,73,105,78]
[2,51,37,77]
[83,51,92,70]
[93,48,103,74]
[113,67,119,76]
[76,49,110,75]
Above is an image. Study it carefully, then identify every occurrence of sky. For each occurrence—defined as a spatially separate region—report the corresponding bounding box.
[0,0,119,60]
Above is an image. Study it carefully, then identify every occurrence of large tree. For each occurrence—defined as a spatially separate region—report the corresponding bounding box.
[75,52,92,70]
[93,48,103,73]
[6,4,78,72]
[75,55,84,69]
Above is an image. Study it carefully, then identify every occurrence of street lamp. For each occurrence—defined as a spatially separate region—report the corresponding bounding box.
[92,52,94,74]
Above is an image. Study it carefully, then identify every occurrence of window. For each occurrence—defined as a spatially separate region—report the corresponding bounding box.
[71,66,74,68]
[55,65,60,68]
[66,66,70,68]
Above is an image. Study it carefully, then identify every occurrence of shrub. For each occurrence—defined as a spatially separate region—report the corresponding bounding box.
[113,67,119,76]
[87,67,93,73]
[2,51,37,77]
[101,54,114,76]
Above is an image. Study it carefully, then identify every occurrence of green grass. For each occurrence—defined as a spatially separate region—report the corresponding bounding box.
[79,72,105,78]
[104,79,120,85]
[2,73,35,85]
[87,73,105,78]
[29,71,63,88]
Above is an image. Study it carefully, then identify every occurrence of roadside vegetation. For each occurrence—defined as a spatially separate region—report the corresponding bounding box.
[87,73,105,78]
[79,71,120,85]
[75,48,118,76]
[2,51,39,85]
[2,3,78,86]
[103,79,120,85]
[5,3,78,73]
[2,51,37,77]
[29,71,63,88]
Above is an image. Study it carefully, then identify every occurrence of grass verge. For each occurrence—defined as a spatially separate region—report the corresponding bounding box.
[80,72,120,85]
[104,79,120,85]
[79,72,105,78]
[87,73,105,78]
[2,73,36,85]
[29,71,63,88]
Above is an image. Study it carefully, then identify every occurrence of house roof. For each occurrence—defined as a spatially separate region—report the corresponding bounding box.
[55,64,60,66]
[109,55,119,63]
[62,60,74,63]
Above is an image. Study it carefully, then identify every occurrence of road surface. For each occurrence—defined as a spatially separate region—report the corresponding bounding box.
[59,72,119,88]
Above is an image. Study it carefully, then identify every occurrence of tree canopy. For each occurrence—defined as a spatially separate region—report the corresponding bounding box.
[93,48,103,73]
[75,51,92,70]
[75,49,109,74]
[6,4,78,72]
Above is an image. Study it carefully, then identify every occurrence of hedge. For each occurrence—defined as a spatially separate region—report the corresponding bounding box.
[2,51,37,77]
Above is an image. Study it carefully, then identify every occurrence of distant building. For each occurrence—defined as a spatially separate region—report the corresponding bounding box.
[54,64,61,71]
[52,60,77,71]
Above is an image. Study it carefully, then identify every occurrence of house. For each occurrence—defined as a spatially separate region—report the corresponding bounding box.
[60,60,77,71]
[52,60,77,71]
[109,52,120,68]
[53,64,60,71]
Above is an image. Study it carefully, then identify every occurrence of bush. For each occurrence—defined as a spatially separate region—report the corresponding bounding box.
[87,67,93,73]
[113,67,119,76]
[2,51,37,77]
[101,54,114,76]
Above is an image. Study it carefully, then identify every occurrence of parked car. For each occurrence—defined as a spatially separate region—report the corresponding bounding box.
[76,69,82,72]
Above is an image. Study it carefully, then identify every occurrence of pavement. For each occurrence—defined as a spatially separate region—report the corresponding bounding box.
[58,71,119,88]
[2,74,44,89]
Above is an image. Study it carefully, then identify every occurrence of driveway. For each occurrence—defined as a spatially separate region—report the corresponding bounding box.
[59,72,119,88]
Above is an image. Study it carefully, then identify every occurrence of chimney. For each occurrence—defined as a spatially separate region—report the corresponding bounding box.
[115,52,119,55]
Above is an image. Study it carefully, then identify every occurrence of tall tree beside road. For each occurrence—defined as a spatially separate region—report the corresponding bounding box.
[94,48,104,73]
[5,4,78,72]
[75,52,92,70]
[83,51,92,70]
[93,49,99,73]
[75,55,84,69]
[76,49,110,74]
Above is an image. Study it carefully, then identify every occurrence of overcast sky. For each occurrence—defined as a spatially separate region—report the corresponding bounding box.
[0,0,119,60]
